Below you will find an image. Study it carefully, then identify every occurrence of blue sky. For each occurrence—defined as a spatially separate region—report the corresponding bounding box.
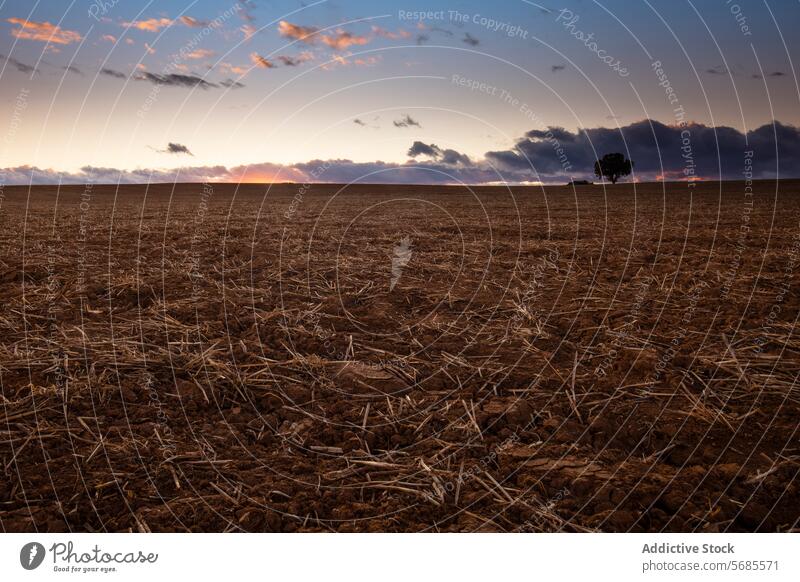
[1,0,798,183]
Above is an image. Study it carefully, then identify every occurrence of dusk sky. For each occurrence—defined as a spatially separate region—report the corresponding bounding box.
[1,0,799,184]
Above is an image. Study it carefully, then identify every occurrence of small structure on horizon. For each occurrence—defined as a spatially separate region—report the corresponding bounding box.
[567,179,593,186]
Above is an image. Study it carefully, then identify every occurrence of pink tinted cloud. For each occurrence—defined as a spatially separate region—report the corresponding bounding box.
[7,18,82,44]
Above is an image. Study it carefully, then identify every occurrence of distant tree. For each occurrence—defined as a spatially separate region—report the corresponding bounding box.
[594,153,633,184]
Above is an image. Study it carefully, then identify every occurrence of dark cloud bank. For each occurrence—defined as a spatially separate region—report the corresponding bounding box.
[2,119,798,185]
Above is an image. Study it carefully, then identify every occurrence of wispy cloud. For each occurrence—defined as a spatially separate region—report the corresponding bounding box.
[179,16,209,28]
[123,17,173,32]
[158,142,193,155]
[752,71,786,79]
[394,114,421,128]
[220,78,245,89]
[408,141,471,165]
[371,26,411,40]
[462,32,480,46]
[278,20,370,51]
[1,53,37,74]
[277,21,317,42]
[134,71,216,89]
[219,62,248,75]
[240,24,257,40]
[277,52,314,66]
[250,52,275,68]
[63,64,84,76]
[6,18,82,44]
[321,29,370,50]
[186,48,216,60]
[706,65,729,75]
[100,67,127,79]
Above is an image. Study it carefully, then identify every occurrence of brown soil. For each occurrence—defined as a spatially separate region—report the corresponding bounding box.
[0,180,798,532]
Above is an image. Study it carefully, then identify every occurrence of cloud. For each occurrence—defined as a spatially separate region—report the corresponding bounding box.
[7,121,800,186]
[123,18,173,32]
[100,67,127,79]
[0,158,522,186]
[486,119,800,182]
[158,142,193,155]
[408,141,471,165]
[551,64,565,73]
[124,16,219,32]
[321,29,370,50]
[462,33,480,46]
[417,23,454,37]
[6,18,82,44]
[353,118,367,126]
[63,64,84,76]
[1,53,37,74]
[240,24,257,40]
[250,52,275,68]
[394,114,421,128]
[706,65,729,75]
[220,78,245,89]
[277,21,318,42]
[134,71,216,89]
[416,34,429,45]
[371,26,411,40]
[179,16,209,28]
[101,34,117,42]
[186,48,216,60]
[277,52,313,66]
[753,71,786,79]
[277,20,369,51]
[239,0,257,24]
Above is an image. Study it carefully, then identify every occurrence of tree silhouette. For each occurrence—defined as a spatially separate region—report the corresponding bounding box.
[594,153,633,184]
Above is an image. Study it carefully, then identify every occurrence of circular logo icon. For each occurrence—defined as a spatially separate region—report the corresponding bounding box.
[20,542,46,570]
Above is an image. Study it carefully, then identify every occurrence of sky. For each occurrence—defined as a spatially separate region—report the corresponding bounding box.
[0,0,799,184]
